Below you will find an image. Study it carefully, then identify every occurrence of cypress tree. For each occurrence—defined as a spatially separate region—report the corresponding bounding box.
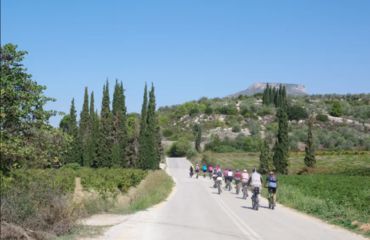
[193,124,202,152]
[146,83,161,169]
[304,118,316,167]
[262,84,269,105]
[138,84,148,169]
[112,80,128,167]
[272,102,289,174]
[259,139,271,174]
[97,81,113,167]
[79,87,90,166]
[66,99,82,164]
[87,92,99,167]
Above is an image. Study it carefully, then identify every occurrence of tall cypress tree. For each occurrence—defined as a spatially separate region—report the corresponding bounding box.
[146,83,161,169]
[112,80,128,167]
[259,139,271,174]
[138,84,148,169]
[304,118,316,167]
[87,91,99,167]
[97,81,113,167]
[66,98,82,164]
[193,124,202,152]
[79,87,90,166]
[273,102,289,174]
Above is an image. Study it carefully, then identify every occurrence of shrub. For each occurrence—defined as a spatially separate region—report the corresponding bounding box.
[168,139,192,157]
[316,114,329,122]
[162,129,173,138]
[330,101,343,117]
[232,125,241,133]
[288,105,308,121]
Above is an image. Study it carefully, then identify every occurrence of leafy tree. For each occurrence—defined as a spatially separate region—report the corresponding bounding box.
[168,139,192,157]
[259,140,271,174]
[273,103,289,174]
[304,118,316,167]
[1,44,62,172]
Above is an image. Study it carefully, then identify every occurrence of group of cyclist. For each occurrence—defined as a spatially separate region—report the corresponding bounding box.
[189,163,278,210]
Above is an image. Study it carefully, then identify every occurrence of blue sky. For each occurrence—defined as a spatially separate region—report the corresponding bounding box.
[2,0,370,126]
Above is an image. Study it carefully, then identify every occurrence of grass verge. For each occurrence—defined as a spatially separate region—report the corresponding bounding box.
[112,170,174,213]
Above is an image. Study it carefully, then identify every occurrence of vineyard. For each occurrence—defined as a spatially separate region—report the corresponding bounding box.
[0,168,147,236]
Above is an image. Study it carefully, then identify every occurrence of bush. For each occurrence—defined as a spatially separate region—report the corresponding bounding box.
[316,114,329,122]
[162,129,173,138]
[330,101,343,117]
[232,125,241,133]
[288,105,308,121]
[168,139,192,157]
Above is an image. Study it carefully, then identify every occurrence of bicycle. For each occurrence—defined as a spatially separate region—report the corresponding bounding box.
[216,177,222,194]
[242,182,248,199]
[235,180,241,194]
[268,188,276,210]
[251,187,260,210]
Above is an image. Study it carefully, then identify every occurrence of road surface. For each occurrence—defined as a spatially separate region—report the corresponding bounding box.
[92,157,366,240]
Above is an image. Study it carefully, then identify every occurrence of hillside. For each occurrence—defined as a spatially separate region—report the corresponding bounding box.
[158,92,370,152]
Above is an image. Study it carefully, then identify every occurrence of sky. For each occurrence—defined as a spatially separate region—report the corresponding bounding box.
[2,0,370,126]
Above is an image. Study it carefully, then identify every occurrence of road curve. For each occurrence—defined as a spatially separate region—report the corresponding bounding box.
[96,157,366,240]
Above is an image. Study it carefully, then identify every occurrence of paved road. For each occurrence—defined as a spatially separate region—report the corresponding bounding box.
[97,158,366,240]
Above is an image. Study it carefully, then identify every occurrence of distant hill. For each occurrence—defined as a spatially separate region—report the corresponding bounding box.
[229,82,308,97]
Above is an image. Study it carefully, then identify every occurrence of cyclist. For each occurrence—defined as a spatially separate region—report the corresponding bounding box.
[195,164,200,178]
[241,169,250,199]
[234,169,242,194]
[266,171,278,209]
[208,165,214,179]
[189,165,194,178]
[225,169,234,191]
[248,168,263,209]
[202,163,207,177]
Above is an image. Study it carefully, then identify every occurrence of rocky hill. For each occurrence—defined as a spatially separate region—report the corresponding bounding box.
[158,92,370,152]
[229,82,307,97]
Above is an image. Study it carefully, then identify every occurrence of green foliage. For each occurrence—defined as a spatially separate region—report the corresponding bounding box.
[316,114,329,122]
[97,82,113,167]
[112,81,128,167]
[0,44,60,172]
[232,124,241,133]
[193,124,202,152]
[259,140,271,174]
[205,135,261,153]
[330,101,343,117]
[273,101,289,174]
[288,105,308,121]
[138,84,162,169]
[304,118,316,167]
[168,139,192,157]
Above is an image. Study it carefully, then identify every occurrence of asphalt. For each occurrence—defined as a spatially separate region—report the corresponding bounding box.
[95,157,367,240]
